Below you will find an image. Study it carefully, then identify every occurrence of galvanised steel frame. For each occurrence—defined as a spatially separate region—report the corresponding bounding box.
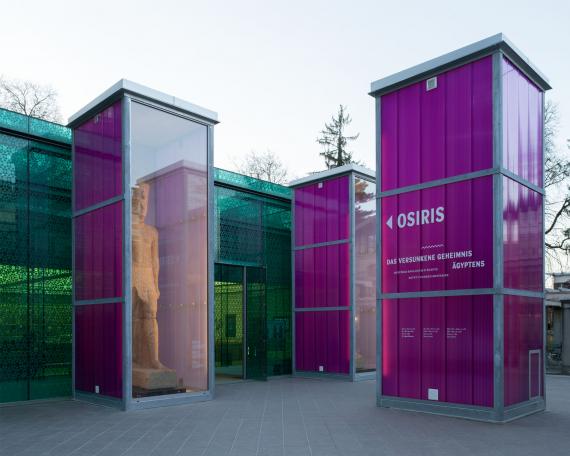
[372,41,549,422]
[71,81,218,410]
[290,164,377,382]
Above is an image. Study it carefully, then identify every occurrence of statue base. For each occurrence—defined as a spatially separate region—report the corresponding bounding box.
[132,366,178,391]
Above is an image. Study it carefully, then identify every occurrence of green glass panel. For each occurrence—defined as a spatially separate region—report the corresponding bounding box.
[246,267,266,380]
[0,128,71,403]
[28,118,71,145]
[0,108,29,136]
[0,108,71,145]
[0,133,29,403]
[214,168,291,200]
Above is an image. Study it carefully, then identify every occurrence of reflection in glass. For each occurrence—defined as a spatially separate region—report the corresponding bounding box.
[355,178,376,373]
[131,102,208,397]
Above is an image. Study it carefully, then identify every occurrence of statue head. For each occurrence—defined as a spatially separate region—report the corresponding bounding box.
[132,183,150,221]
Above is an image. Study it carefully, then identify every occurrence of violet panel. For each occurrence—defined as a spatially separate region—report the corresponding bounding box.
[303,248,315,308]
[75,202,123,301]
[397,84,421,189]
[339,310,351,373]
[338,175,350,240]
[398,299,421,399]
[302,185,315,246]
[446,63,473,177]
[420,186,446,291]
[381,176,493,294]
[381,196,398,294]
[382,299,398,396]
[445,296,473,405]
[325,177,339,242]
[472,177,494,289]
[74,101,122,211]
[294,175,349,247]
[420,297,446,402]
[530,352,540,398]
[380,56,492,192]
[314,312,327,371]
[295,312,304,370]
[294,251,303,309]
[296,244,350,309]
[420,72,445,183]
[503,177,543,291]
[75,303,122,398]
[314,181,327,244]
[314,247,326,308]
[504,295,543,406]
[295,310,350,374]
[502,57,544,187]
[325,245,340,308]
[294,187,305,246]
[338,243,350,307]
[381,92,398,191]
[396,189,421,293]
[74,306,93,393]
[445,179,473,290]
[472,57,494,171]
[296,311,314,371]
[325,311,340,372]
[472,295,494,407]
[382,295,493,405]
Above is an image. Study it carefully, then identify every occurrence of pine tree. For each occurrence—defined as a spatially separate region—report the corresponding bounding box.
[316,105,360,169]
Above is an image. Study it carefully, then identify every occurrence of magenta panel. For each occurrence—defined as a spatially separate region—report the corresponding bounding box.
[504,295,543,406]
[503,177,543,291]
[294,175,349,246]
[381,176,493,294]
[503,57,544,187]
[382,296,493,407]
[74,101,122,211]
[75,303,122,398]
[295,310,350,374]
[380,56,492,192]
[75,202,123,301]
[294,243,350,308]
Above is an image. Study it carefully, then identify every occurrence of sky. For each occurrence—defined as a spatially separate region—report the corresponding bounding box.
[1,0,569,180]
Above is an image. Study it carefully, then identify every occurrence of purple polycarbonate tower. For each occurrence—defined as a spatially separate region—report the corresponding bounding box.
[69,80,217,410]
[291,165,377,380]
[370,34,550,422]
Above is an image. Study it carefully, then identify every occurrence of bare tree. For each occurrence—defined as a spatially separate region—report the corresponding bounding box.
[0,76,62,123]
[317,104,360,169]
[236,149,289,184]
[544,100,570,270]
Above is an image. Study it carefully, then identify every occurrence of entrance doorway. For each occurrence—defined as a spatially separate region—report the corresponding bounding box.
[214,263,267,383]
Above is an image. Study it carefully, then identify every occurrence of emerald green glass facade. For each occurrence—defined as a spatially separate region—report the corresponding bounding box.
[215,169,292,377]
[0,109,291,403]
[0,108,72,403]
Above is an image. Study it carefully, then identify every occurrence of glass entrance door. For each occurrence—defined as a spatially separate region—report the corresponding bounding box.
[214,264,244,381]
[245,267,267,380]
[214,264,267,382]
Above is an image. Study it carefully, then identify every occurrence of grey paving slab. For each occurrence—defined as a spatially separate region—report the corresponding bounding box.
[1,376,570,456]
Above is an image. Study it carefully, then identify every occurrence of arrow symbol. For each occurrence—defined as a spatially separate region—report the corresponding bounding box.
[386,215,393,230]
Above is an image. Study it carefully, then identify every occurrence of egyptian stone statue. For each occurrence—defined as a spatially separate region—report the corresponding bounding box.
[132,183,176,390]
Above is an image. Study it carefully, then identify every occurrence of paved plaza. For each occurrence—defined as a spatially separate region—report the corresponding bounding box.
[1,375,569,456]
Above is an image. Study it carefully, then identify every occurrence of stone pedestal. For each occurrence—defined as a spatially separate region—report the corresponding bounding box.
[133,367,177,391]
